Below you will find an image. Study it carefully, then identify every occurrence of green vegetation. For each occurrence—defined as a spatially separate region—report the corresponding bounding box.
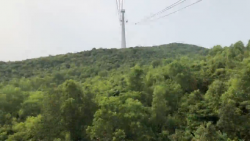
[0,41,250,141]
[0,43,207,82]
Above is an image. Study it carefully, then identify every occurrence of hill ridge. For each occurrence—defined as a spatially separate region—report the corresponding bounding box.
[1,43,206,63]
[0,43,208,82]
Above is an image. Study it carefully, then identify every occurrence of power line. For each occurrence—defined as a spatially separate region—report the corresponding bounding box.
[115,0,121,22]
[137,0,202,25]
[154,0,187,16]
[118,0,121,10]
[121,0,124,10]
[135,0,187,24]
[155,0,202,21]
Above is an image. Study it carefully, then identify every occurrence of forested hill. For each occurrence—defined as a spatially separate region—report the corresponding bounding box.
[0,43,207,82]
[2,40,250,141]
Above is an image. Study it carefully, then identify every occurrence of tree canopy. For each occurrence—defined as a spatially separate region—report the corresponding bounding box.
[1,41,250,141]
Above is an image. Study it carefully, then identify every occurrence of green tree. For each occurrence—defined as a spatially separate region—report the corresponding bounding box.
[127,65,144,92]
[192,122,228,141]
[246,40,250,51]
[19,91,44,119]
[7,115,43,141]
[204,80,226,114]
[87,96,152,141]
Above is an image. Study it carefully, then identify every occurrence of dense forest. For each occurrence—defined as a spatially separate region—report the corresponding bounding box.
[1,40,250,141]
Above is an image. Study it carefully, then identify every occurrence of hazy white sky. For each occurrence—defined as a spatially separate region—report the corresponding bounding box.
[0,0,250,61]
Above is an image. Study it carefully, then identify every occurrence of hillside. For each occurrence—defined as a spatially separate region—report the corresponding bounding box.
[0,43,208,82]
[1,40,250,141]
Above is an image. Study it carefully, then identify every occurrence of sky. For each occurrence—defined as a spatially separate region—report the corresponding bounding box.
[0,0,250,61]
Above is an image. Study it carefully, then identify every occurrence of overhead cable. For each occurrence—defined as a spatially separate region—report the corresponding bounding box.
[136,0,202,25]
[135,0,187,24]
[121,0,124,10]
[116,0,121,21]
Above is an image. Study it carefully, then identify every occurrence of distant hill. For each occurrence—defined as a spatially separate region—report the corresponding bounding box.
[0,43,208,81]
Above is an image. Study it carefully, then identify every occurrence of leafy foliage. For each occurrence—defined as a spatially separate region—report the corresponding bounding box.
[1,41,250,141]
